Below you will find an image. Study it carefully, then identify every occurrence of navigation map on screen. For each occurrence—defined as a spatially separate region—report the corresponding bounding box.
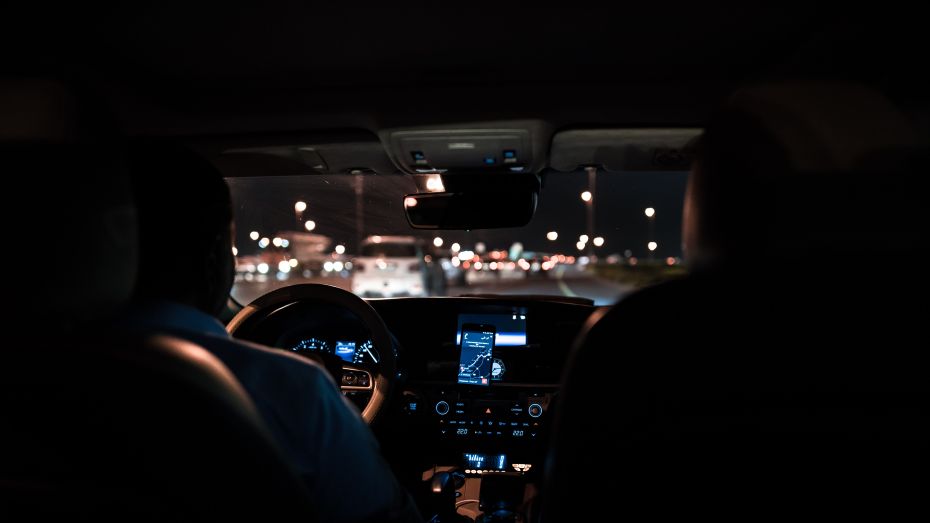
[458,326,495,386]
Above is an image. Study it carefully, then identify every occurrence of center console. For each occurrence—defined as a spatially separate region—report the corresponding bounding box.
[392,306,562,520]
[369,297,594,521]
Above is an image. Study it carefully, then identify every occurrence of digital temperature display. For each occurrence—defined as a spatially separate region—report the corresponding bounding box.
[463,453,508,472]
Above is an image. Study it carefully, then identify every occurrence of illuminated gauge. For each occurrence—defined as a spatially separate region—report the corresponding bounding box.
[355,340,380,365]
[291,338,331,357]
[491,358,505,380]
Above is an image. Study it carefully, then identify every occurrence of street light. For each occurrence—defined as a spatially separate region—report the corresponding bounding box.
[579,234,589,243]
[249,231,260,241]
[335,245,346,255]
[451,242,461,253]
[547,231,558,241]
[232,246,238,256]
[644,208,656,257]
[583,167,597,256]
[258,237,270,248]
[304,220,316,231]
[272,237,283,247]
[295,201,307,213]
[593,237,605,247]
[576,241,586,251]
[433,237,444,247]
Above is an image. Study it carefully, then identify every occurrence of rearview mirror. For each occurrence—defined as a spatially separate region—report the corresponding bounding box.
[403,174,538,230]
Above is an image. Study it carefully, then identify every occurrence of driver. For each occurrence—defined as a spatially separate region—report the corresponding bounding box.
[123,142,423,523]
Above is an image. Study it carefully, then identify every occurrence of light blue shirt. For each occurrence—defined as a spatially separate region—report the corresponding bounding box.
[122,302,421,523]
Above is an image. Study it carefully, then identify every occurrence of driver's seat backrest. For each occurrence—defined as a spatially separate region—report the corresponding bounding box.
[542,83,929,522]
[0,79,316,521]
[1,334,317,521]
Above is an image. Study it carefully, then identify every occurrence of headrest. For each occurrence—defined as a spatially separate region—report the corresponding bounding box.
[1,79,137,331]
[688,82,925,265]
[726,83,918,171]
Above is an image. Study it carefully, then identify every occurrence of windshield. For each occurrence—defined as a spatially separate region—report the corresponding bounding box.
[228,171,688,306]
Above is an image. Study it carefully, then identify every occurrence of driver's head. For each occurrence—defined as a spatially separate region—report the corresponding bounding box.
[130,142,235,316]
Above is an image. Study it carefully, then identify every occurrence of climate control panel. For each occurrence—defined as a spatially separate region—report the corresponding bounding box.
[403,388,554,442]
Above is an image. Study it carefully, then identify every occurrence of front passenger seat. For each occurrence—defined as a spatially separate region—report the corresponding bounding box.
[542,83,929,522]
[0,80,316,521]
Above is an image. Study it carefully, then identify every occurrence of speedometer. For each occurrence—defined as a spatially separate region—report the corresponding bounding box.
[291,338,331,357]
[355,340,380,365]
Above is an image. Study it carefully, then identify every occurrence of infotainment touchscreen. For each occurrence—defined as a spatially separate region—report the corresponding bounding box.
[456,313,527,347]
[457,323,495,386]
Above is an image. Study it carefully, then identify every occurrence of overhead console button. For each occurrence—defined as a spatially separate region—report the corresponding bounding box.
[410,151,429,166]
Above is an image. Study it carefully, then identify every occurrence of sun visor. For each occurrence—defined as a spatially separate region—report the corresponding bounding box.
[549,128,702,172]
[194,131,399,176]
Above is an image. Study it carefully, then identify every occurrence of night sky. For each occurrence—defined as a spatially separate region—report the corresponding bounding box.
[227,171,689,259]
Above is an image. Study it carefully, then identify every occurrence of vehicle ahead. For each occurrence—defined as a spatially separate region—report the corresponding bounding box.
[352,236,427,298]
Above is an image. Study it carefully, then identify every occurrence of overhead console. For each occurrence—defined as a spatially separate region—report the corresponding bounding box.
[549,128,702,172]
[383,121,551,175]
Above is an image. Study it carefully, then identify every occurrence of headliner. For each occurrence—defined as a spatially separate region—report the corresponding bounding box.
[2,4,925,137]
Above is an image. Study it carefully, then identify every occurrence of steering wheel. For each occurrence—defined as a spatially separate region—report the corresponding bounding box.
[226,284,396,424]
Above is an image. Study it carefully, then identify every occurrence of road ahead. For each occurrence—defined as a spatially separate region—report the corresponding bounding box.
[450,267,633,306]
[232,266,634,307]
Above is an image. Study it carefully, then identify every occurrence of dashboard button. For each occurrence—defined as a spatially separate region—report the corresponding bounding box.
[435,400,450,416]
[528,403,543,418]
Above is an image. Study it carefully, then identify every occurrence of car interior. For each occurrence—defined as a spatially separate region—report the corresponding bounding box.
[2,5,928,522]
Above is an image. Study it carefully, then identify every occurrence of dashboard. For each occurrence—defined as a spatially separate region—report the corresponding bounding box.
[230,295,595,482]
[368,297,594,480]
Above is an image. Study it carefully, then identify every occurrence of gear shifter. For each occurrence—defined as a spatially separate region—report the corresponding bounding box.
[426,470,469,522]
[477,473,525,523]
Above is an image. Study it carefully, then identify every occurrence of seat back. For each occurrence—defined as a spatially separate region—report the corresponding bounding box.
[542,83,929,521]
[0,79,315,521]
[1,334,317,521]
